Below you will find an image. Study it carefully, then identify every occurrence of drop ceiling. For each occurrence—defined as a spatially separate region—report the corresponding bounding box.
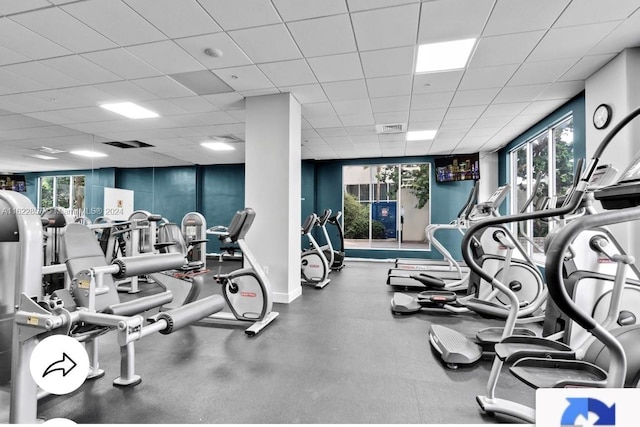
[1,0,640,172]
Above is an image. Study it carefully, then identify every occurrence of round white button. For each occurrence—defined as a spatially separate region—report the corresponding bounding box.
[30,335,89,395]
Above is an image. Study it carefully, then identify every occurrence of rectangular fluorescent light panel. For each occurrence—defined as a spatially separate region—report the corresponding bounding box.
[407,130,437,141]
[70,150,108,158]
[99,102,159,119]
[201,142,235,151]
[416,38,476,73]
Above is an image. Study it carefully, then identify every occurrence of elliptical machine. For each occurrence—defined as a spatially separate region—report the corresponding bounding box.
[301,211,331,288]
[327,211,346,271]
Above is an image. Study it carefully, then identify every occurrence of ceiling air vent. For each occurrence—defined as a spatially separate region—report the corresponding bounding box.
[103,140,155,149]
[39,146,65,154]
[209,135,244,143]
[375,123,406,134]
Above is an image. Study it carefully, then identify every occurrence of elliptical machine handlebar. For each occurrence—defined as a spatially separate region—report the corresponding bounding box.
[461,105,640,290]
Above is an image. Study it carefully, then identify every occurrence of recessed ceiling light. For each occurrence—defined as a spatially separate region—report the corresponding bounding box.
[407,130,437,141]
[70,150,108,158]
[29,154,58,160]
[99,102,159,119]
[415,38,476,73]
[201,142,235,151]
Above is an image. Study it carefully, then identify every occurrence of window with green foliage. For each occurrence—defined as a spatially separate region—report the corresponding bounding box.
[510,115,575,257]
[39,175,86,214]
[342,163,431,250]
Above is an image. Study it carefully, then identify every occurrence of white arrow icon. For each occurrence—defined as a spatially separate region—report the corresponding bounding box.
[42,352,77,378]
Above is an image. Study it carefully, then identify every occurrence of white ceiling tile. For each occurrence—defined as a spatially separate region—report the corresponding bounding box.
[459,64,519,90]
[258,59,317,87]
[350,136,378,144]
[536,80,585,101]
[28,106,118,125]
[418,0,493,43]
[0,69,48,94]
[482,102,529,117]
[124,0,222,38]
[339,113,375,126]
[588,9,640,55]
[302,102,335,117]
[315,127,348,137]
[347,0,419,12]
[507,58,580,86]
[559,54,617,81]
[474,115,514,129]
[379,133,406,143]
[213,65,274,91]
[93,81,159,104]
[126,41,205,74]
[360,46,415,78]
[493,84,550,104]
[520,99,567,116]
[135,100,190,116]
[468,31,546,68]
[193,111,239,125]
[366,75,413,98]
[411,92,455,109]
[169,96,219,114]
[467,127,501,138]
[322,79,369,102]
[302,128,321,138]
[413,71,464,94]
[202,92,245,110]
[370,96,410,113]
[0,114,50,130]
[324,136,352,146]
[528,22,621,62]
[0,0,49,15]
[229,24,301,64]
[409,113,445,127]
[450,88,500,107]
[274,0,348,22]
[10,7,117,53]
[507,115,546,128]
[82,48,163,80]
[374,111,409,124]
[0,16,71,60]
[132,76,196,99]
[237,88,281,97]
[445,105,486,120]
[0,45,31,66]
[554,0,640,27]
[345,125,377,136]
[40,55,122,85]
[287,14,357,57]
[307,53,364,83]
[306,115,343,128]
[2,62,83,88]
[281,84,328,104]
[440,118,476,130]
[197,0,281,30]
[483,0,571,37]
[331,99,372,116]
[62,0,166,46]
[175,33,252,70]
[352,4,419,51]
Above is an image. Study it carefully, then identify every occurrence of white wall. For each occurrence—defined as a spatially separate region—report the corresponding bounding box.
[585,48,640,255]
[478,151,499,202]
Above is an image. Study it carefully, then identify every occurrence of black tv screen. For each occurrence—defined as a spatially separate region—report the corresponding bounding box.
[0,174,26,192]
[434,153,480,183]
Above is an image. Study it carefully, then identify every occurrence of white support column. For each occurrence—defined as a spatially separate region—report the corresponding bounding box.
[245,93,302,304]
[586,48,640,256]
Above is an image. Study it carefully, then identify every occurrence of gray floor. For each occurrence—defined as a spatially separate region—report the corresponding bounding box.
[37,259,535,424]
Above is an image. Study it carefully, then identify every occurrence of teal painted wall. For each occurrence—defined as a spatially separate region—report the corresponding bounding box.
[200,164,245,254]
[22,168,116,220]
[498,93,586,213]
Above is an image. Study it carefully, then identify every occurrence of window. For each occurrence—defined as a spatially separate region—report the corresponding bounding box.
[39,175,86,215]
[510,116,574,257]
[342,163,431,250]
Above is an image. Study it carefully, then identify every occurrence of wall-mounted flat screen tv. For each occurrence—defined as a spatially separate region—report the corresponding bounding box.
[0,174,26,192]
[434,153,480,183]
